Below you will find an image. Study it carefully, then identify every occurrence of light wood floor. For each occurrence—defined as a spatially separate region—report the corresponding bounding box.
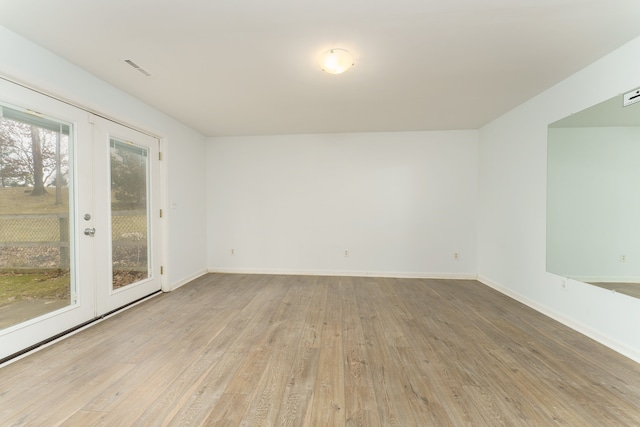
[1,274,639,426]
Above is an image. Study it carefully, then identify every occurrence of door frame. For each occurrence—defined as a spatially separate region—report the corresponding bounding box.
[90,114,163,315]
[0,77,166,361]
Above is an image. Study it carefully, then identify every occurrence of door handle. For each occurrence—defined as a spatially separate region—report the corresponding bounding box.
[84,227,96,237]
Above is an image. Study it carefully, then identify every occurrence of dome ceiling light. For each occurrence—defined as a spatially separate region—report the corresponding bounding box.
[321,49,355,75]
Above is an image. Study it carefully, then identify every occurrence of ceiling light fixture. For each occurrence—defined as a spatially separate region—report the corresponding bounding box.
[321,49,354,75]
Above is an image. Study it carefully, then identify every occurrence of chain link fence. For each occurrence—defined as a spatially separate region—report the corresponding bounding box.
[111,210,148,274]
[0,211,147,270]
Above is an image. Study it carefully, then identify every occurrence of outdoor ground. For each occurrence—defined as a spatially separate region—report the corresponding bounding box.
[1,188,71,325]
[0,270,70,329]
[0,186,68,215]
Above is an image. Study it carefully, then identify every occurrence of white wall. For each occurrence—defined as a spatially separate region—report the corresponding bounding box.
[478,35,640,362]
[207,131,478,278]
[0,26,208,289]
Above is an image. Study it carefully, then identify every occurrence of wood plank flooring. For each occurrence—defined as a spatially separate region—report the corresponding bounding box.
[1,273,639,426]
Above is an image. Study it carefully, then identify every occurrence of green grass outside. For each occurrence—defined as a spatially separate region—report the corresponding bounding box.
[0,187,69,215]
[0,270,70,308]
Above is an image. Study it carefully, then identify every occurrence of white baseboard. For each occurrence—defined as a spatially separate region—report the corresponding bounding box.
[166,269,208,292]
[477,275,640,364]
[207,267,477,280]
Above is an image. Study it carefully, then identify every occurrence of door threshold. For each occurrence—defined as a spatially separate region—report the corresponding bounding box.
[0,290,163,367]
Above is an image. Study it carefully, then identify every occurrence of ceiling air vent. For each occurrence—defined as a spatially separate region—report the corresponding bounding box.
[623,87,640,107]
[124,59,152,77]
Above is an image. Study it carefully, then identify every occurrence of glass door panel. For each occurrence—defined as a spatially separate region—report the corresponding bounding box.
[0,104,73,329]
[110,139,150,290]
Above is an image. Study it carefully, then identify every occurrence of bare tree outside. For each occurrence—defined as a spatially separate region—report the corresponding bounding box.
[30,125,47,196]
[0,118,68,193]
[111,146,147,210]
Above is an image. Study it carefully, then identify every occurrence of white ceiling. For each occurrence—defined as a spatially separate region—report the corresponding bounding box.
[1,0,639,137]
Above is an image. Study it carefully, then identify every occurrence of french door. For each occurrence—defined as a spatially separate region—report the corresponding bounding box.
[0,79,162,361]
[90,115,162,314]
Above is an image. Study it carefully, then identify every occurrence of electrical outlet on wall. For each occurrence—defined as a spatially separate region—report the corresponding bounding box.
[231,249,235,256]
[453,252,461,261]
[561,278,568,292]
[344,250,349,257]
